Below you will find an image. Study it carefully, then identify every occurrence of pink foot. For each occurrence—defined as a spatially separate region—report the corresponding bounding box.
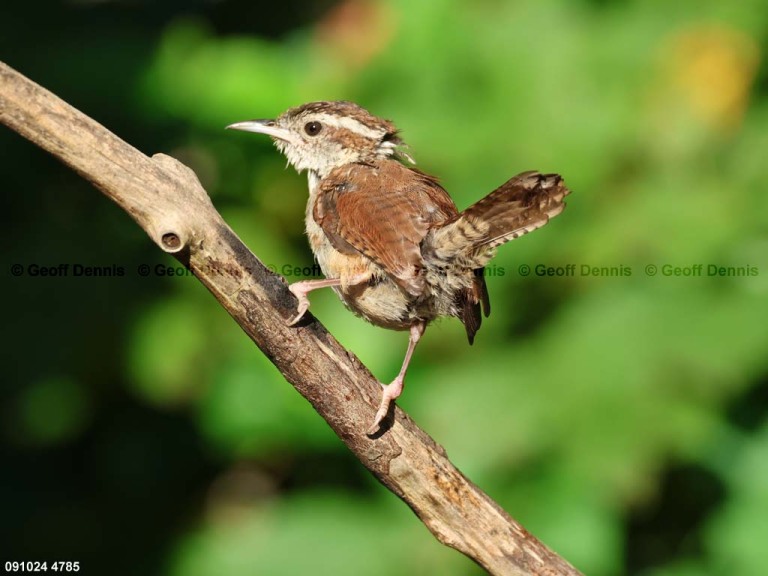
[287,282,312,325]
[285,278,346,325]
[368,377,404,435]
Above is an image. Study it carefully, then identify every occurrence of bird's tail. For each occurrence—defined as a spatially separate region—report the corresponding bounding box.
[425,171,571,269]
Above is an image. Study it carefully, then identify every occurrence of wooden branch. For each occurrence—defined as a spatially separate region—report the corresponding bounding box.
[0,60,581,576]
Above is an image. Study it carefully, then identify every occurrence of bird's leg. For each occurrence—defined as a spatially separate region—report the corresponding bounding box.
[369,321,426,434]
[286,273,369,326]
[287,278,340,325]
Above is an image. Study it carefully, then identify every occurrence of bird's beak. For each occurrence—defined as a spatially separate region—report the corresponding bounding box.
[226,119,297,144]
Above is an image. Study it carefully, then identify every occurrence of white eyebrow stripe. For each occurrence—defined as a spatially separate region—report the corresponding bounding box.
[313,113,385,140]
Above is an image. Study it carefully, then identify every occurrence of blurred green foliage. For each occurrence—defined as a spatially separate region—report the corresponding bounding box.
[2,0,768,575]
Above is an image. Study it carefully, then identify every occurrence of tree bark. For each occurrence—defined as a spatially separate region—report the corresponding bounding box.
[0,60,582,576]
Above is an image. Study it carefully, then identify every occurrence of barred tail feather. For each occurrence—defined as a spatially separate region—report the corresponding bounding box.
[427,171,571,268]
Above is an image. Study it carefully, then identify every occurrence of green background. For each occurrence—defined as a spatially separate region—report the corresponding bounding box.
[2,1,767,574]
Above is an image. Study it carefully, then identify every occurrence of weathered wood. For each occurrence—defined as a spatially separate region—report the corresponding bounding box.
[0,60,581,576]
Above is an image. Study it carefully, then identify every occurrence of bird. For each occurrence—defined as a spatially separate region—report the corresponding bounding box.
[227,101,571,434]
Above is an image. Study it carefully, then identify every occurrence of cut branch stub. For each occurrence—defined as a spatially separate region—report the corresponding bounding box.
[161,232,182,252]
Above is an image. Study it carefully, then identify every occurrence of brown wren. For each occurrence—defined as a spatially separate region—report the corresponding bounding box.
[228,101,571,433]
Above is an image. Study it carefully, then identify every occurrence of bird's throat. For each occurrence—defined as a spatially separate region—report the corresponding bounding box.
[308,170,322,195]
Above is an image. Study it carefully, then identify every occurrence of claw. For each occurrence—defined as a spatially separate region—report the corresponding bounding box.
[367,379,402,435]
[287,284,310,325]
[286,309,308,326]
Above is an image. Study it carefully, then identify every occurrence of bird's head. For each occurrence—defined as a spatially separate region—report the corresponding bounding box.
[227,101,413,179]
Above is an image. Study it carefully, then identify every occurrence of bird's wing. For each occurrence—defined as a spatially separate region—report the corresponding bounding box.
[314,161,458,296]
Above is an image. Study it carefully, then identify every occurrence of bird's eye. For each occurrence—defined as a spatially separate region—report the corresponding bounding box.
[304,121,322,136]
